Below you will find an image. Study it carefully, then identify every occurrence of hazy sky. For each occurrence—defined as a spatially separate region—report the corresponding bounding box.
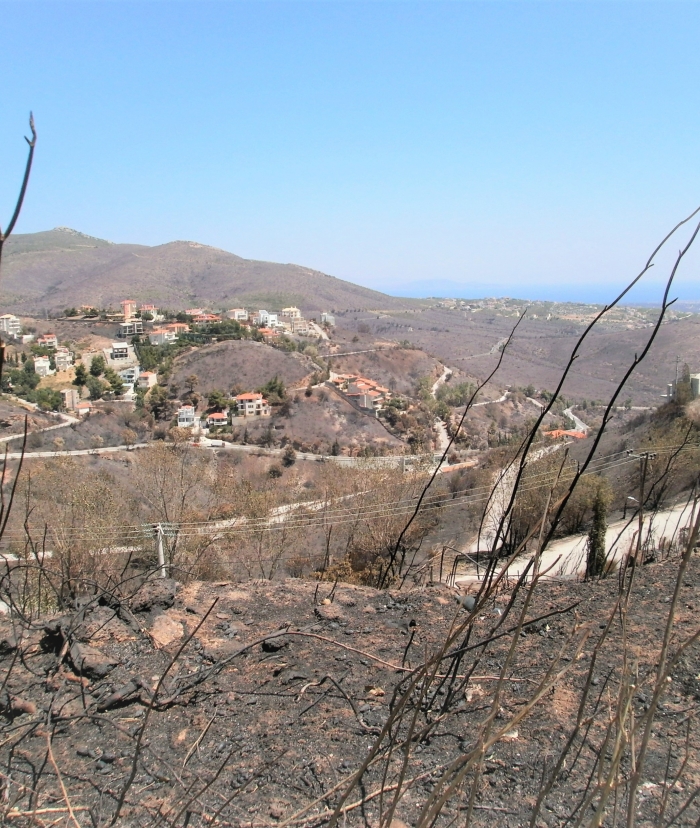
[2,1,700,303]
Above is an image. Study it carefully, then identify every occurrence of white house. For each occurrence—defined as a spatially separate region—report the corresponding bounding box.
[177,406,196,428]
[54,347,73,372]
[0,314,21,337]
[227,308,249,321]
[119,365,140,385]
[321,312,335,327]
[34,356,54,378]
[252,310,279,328]
[149,328,177,346]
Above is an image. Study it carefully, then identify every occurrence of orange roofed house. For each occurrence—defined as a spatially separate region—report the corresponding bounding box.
[329,373,391,414]
[543,429,587,440]
[234,393,271,417]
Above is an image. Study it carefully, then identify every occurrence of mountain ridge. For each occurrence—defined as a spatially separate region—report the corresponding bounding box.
[0,228,421,314]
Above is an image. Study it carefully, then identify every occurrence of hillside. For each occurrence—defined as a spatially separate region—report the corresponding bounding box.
[0,228,419,315]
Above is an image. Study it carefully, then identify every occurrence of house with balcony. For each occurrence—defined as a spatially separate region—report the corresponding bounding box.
[117,320,144,338]
[192,313,222,325]
[0,314,21,337]
[149,328,178,346]
[36,333,58,349]
[234,393,271,417]
[281,306,302,320]
[177,405,196,428]
[54,347,73,372]
[139,304,164,321]
[119,365,140,385]
[110,342,130,361]
[34,356,54,378]
[137,371,158,390]
[227,308,249,321]
[205,411,228,428]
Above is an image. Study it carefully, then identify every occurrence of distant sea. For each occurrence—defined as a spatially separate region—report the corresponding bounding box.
[379,279,700,307]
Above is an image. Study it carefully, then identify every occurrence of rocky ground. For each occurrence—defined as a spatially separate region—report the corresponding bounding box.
[1,554,699,827]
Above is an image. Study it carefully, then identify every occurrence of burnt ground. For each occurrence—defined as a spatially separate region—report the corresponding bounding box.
[1,556,700,827]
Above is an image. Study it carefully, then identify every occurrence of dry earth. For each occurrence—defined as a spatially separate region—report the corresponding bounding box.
[1,556,699,827]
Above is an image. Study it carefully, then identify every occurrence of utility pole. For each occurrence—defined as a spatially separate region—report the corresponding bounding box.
[156,523,167,578]
[627,451,656,564]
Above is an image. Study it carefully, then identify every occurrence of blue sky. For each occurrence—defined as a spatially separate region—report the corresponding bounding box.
[1,1,700,303]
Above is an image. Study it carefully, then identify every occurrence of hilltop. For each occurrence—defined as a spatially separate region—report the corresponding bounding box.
[1,228,421,316]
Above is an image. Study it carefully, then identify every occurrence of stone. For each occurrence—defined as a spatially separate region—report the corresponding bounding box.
[314,604,342,622]
[149,614,184,648]
[69,641,117,679]
[130,578,177,613]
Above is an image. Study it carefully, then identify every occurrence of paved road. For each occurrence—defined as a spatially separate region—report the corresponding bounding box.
[455,500,696,584]
[0,408,79,445]
[564,406,589,434]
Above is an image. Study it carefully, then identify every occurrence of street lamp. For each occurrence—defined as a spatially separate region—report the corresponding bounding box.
[623,496,638,520]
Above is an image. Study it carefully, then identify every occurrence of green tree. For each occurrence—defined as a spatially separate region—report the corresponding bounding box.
[35,388,63,411]
[586,481,611,579]
[186,374,199,394]
[148,385,169,419]
[258,375,286,403]
[282,445,297,467]
[104,368,124,396]
[87,375,106,401]
[90,353,106,377]
[207,389,228,411]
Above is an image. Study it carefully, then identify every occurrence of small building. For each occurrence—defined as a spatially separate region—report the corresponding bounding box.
[110,342,130,361]
[119,365,140,385]
[691,374,700,400]
[234,393,271,417]
[36,333,58,349]
[117,320,144,338]
[139,304,163,321]
[258,327,280,340]
[75,401,92,417]
[287,318,310,335]
[34,356,54,378]
[149,328,178,346]
[61,388,80,411]
[120,299,137,321]
[251,310,278,327]
[137,371,158,390]
[227,308,249,321]
[177,405,196,428]
[543,429,587,440]
[54,347,73,372]
[281,306,302,320]
[163,322,189,335]
[321,312,335,327]
[206,412,228,427]
[192,313,222,325]
[0,314,21,337]
[184,308,204,317]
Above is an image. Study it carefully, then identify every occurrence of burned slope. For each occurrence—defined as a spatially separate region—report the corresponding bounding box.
[2,556,700,827]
